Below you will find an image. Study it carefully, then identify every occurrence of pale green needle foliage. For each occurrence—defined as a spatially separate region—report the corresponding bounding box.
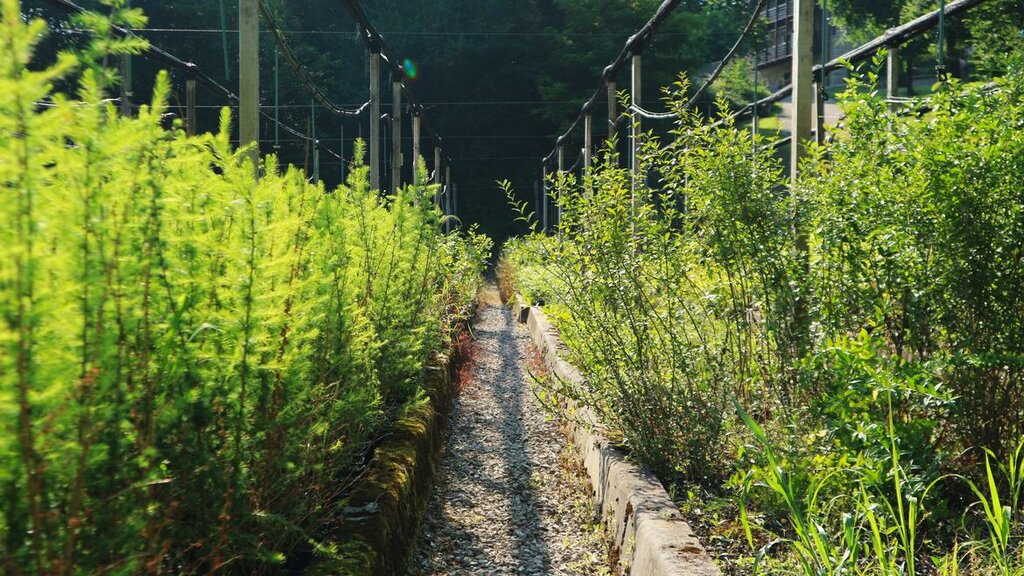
[0,1,489,572]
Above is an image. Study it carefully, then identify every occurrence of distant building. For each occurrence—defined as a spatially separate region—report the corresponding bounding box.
[757,0,848,92]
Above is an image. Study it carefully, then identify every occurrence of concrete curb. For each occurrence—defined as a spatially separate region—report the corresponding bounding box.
[512,297,720,576]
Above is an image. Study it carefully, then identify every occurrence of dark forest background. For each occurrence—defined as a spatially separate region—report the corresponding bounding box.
[21,0,1024,247]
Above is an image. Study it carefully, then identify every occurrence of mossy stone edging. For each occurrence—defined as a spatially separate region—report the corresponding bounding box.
[511,295,720,576]
[306,327,466,575]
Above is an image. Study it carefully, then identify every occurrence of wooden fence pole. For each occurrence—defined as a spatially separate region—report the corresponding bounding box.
[369,43,381,191]
[239,0,260,173]
[391,81,403,191]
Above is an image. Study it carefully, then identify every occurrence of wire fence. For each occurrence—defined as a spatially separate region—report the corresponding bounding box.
[539,0,997,233]
[38,0,456,211]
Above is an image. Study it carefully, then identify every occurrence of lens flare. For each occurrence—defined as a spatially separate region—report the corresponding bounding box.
[403,58,418,80]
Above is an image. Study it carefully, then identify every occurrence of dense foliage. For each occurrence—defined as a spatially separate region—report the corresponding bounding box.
[501,54,1024,572]
[0,2,488,572]
[826,0,1024,71]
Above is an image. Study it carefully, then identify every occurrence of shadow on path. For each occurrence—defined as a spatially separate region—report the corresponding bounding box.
[408,301,553,574]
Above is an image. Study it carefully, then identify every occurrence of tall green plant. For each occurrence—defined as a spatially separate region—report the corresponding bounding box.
[502,44,1024,575]
[0,2,489,572]
[805,59,1024,455]
[503,78,797,482]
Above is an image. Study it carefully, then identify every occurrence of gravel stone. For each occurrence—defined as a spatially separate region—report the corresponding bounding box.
[408,287,610,576]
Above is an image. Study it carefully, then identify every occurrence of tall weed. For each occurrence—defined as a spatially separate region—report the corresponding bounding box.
[503,82,798,481]
[501,48,1024,573]
[0,2,489,572]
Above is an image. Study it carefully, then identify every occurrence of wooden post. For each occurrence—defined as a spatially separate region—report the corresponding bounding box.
[445,165,452,233]
[792,0,814,342]
[185,77,196,136]
[887,46,900,110]
[630,53,642,228]
[557,144,565,236]
[391,81,403,191]
[340,123,346,182]
[541,162,549,234]
[790,0,814,183]
[412,113,422,181]
[369,45,381,191]
[583,113,593,172]
[453,182,458,227]
[607,80,617,164]
[239,0,260,171]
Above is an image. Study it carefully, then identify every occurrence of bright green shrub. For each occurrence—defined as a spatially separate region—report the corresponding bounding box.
[808,329,953,492]
[0,2,488,572]
[498,235,563,306]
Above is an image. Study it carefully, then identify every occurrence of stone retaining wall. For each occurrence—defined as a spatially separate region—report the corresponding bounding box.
[512,295,721,576]
[307,338,463,575]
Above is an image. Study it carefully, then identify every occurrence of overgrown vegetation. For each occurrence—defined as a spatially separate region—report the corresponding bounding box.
[500,52,1024,573]
[0,1,489,572]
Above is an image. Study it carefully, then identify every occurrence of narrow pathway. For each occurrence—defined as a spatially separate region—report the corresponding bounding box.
[408,286,609,576]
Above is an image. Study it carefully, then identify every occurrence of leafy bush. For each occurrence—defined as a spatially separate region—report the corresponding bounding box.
[805,60,1024,457]
[808,328,953,493]
[502,83,799,481]
[0,2,488,572]
[497,234,564,306]
[501,57,1024,572]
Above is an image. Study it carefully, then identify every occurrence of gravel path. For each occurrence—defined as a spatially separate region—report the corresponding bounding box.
[408,287,610,576]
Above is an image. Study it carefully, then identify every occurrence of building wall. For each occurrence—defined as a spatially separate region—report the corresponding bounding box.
[757,0,850,92]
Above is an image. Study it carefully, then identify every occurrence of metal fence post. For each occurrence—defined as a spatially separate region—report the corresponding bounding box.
[584,113,593,172]
[445,165,452,233]
[607,80,617,165]
[412,112,422,181]
[630,52,642,236]
[815,0,828,145]
[534,179,541,227]
[312,98,319,184]
[541,161,549,234]
[887,45,900,111]
[557,144,565,238]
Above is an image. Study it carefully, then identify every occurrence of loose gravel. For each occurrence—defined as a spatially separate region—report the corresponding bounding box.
[408,287,610,576]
